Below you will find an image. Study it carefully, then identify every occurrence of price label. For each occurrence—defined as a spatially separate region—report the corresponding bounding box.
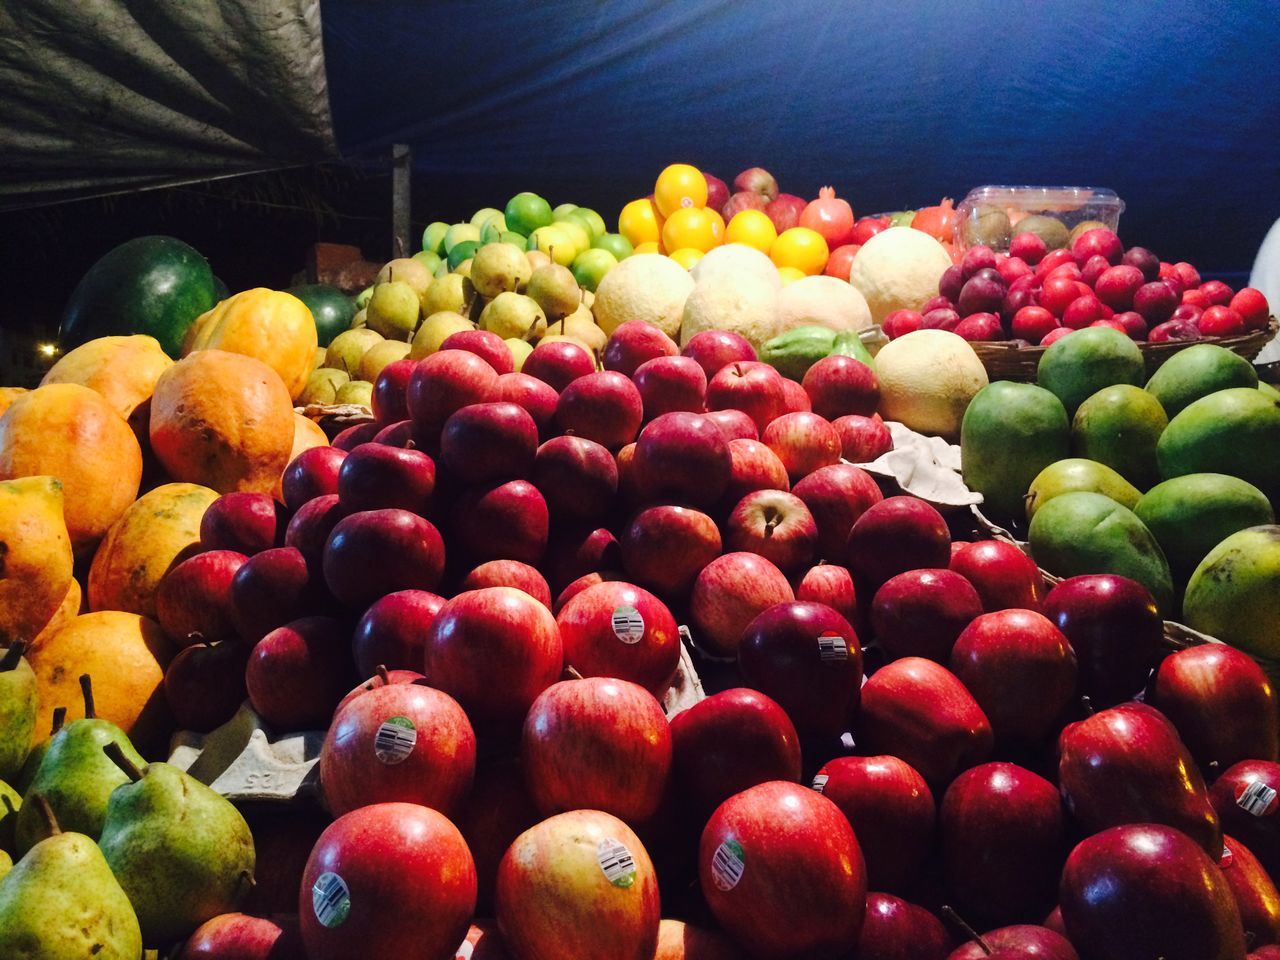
[612,605,645,644]
[597,837,637,888]
[1236,780,1278,817]
[711,838,746,892]
[818,632,848,662]
[312,872,351,928]
[811,774,829,794]
[1220,842,1235,870]
[374,716,417,765]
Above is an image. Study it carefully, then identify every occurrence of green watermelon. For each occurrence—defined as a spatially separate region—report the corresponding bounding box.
[60,236,216,358]
[286,284,356,347]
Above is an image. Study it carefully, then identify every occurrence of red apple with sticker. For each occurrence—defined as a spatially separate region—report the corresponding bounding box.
[1210,761,1280,879]
[1219,835,1280,947]
[556,581,681,697]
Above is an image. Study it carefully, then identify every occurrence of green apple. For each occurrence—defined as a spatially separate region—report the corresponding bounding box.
[354,285,375,309]
[480,222,505,245]
[365,281,420,339]
[505,192,554,237]
[500,231,527,247]
[592,232,634,260]
[574,207,608,241]
[528,226,576,266]
[552,203,579,221]
[471,207,505,228]
[444,222,481,253]
[411,250,442,274]
[552,220,591,259]
[422,221,449,255]
[448,240,480,272]
[571,248,618,292]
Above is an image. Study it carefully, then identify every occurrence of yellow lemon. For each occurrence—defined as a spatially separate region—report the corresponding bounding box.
[726,210,779,253]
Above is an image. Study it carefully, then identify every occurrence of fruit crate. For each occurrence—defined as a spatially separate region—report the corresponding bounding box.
[971,319,1277,382]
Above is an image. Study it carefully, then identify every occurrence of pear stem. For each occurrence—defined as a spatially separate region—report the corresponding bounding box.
[565,664,585,681]
[376,664,390,687]
[0,641,25,672]
[50,706,67,736]
[102,742,145,782]
[80,674,96,719]
[940,906,990,954]
[32,794,60,836]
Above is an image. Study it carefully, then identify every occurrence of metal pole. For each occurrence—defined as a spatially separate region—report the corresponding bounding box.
[392,143,411,259]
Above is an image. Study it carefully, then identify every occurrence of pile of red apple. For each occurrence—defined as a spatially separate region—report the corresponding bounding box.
[882,226,1272,346]
[159,317,1280,960]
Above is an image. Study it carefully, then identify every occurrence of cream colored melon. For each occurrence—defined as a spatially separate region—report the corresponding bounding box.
[592,254,695,336]
[875,329,989,440]
[690,244,782,291]
[775,275,872,335]
[679,272,780,349]
[848,227,954,324]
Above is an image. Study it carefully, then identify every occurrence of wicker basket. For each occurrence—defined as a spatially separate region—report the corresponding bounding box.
[296,402,375,440]
[972,319,1277,382]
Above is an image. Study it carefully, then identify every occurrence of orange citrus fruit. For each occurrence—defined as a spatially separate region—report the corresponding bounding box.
[662,207,724,254]
[725,210,778,253]
[632,241,662,255]
[618,198,662,247]
[771,227,829,275]
[654,164,708,218]
[777,266,807,285]
[667,248,705,270]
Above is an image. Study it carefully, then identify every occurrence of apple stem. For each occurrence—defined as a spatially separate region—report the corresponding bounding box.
[940,906,991,954]
[50,705,67,736]
[102,742,146,783]
[186,632,209,647]
[1080,695,1095,717]
[376,664,390,686]
[565,664,585,681]
[32,794,60,836]
[80,674,96,719]
[0,641,25,672]
[764,512,781,536]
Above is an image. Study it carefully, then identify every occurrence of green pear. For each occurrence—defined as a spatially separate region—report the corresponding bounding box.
[0,796,143,959]
[471,242,533,299]
[0,643,36,782]
[479,292,547,342]
[365,281,421,340]
[14,706,66,794]
[15,677,144,854]
[0,780,19,855]
[98,744,255,946]
[526,263,581,321]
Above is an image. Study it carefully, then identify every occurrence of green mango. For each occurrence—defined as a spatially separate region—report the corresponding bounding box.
[1183,525,1280,660]
[1260,381,1280,402]
[962,381,1070,523]
[1024,458,1142,521]
[1070,384,1168,491]
[98,750,255,946]
[0,643,36,783]
[1037,326,1145,416]
[1145,343,1259,420]
[14,678,145,854]
[1028,491,1175,614]
[0,801,142,959]
[1136,474,1275,588]
[760,326,838,381]
[1157,387,1280,504]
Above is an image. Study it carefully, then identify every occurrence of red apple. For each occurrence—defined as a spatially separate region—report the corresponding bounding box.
[201,492,285,555]
[632,411,732,508]
[851,216,890,245]
[669,688,801,820]
[320,680,475,816]
[553,571,619,614]
[372,358,417,425]
[1149,317,1204,342]
[1012,305,1060,343]
[461,560,551,608]
[857,893,950,960]
[281,446,347,512]
[406,349,499,439]
[621,505,721,599]
[1231,287,1271,331]
[299,802,476,959]
[871,568,983,663]
[439,329,514,375]
[452,480,548,565]
[332,421,380,451]
[334,669,425,718]
[372,419,415,448]
[681,330,757,382]
[883,308,926,339]
[794,562,857,623]
[605,320,680,377]
[440,402,538,484]
[704,408,759,441]
[791,463,884,562]
[555,371,644,450]
[323,509,446,607]
[733,167,778,201]
[178,913,304,960]
[162,638,250,733]
[522,677,671,821]
[1221,834,1280,947]
[814,755,934,894]
[802,355,880,420]
[1210,761,1280,878]
[422,586,563,730]
[946,925,1078,960]
[633,355,707,420]
[724,489,818,573]
[454,759,541,914]
[699,781,866,958]
[493,371,558,438]
[1059,702,1223,857]
[1152,644,1280,773]
[523,340,595,393]
[706,361,786,434]
[779,377,812,413]
[529,435,618,523]
[703,173,730,212]
[231,546,319,643]
[1058,823,1246,960]
[1042,574,1163,707]
[941,762,1065,926]
[858,657,994,788]
[1072,228,1123,265]
[542,524,619,593]
[1251,948,1280,959]
[949,609,1077,745]
[825,244,862,282]
[765,193,807,233]
[352,589,446,676]
[557,581,680,697]
[1200,305,1247,337]
[833,413,892,462]
[689,552,794,656]
[722,191,768,221]
[496,810,659,960]
[336,443,435,516]
[760,411,841,482]
[949,540,1044,612]
[283,494,344,572]
[739,600,862,738]
[156,549,247,647]
[847,496,952,590]
[246,616,351,730]
[1094,264,1145,310]
[722,438,789,506]
[654,919,740,960]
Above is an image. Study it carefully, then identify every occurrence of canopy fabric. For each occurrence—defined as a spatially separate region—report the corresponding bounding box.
[0,0,336,208]
[321,0,1280,274]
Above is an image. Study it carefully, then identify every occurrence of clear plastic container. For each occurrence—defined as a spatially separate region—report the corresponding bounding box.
[953,185,1125,253]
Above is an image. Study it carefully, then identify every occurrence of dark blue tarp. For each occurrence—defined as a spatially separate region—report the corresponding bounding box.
[322,0,1280,275]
